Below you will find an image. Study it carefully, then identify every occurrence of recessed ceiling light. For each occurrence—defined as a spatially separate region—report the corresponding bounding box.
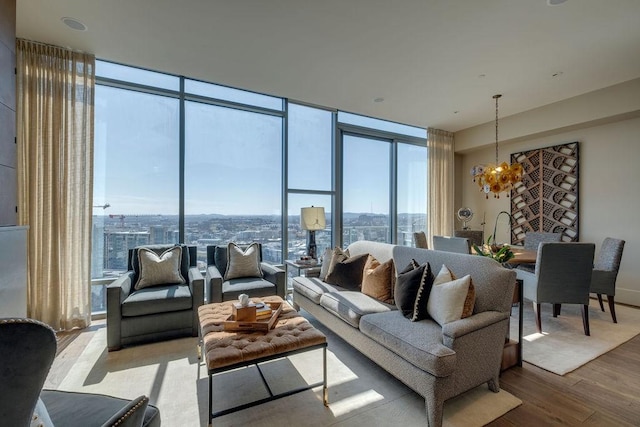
[478,74,486,78]
[552,71,564,77]
[374,97,384,103]
[61,17,87,31]
[547,0,568,6]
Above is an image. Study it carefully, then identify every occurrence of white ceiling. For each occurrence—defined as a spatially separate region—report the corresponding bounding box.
[16,0,640,132]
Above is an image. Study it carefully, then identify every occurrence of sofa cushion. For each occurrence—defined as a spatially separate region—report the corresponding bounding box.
[359,311,456,377]
[427,270,474,326]
[411,262,435,322]
[325,253,368,290]
[318,247,335,280]
[135,246,186,290]
[292,276,346,304]
[429,265,476,321]
[224,242,263,280]
[394,260,432,319]
[221,277,276,300]
[319,291,394,328]
[361,256,395,304]
[122,284,192,317]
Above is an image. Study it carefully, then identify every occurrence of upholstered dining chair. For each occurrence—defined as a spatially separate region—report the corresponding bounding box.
[412,231,428,249]
[0,318,160,427]
[523,232,563,250]
[591,237,626,323]
[432,235,471,254]
[517,242,595,336]
[516,232,563,273]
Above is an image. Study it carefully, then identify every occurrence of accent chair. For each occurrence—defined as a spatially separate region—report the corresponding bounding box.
[0,318,160,426]
[412,231,428,249]
[206,243,285,303]
[107,244,204,351]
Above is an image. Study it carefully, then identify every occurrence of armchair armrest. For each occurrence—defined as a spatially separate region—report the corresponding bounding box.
[261,262,286,298]
[189,267,205,306]
[106,271,135,351]
[206,265,223,303]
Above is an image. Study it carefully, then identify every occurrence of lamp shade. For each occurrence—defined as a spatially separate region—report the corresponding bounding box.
[300,207,326,231]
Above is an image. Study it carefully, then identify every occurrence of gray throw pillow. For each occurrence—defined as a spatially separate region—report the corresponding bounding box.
[224,242,263,280]
[134,246,186,290]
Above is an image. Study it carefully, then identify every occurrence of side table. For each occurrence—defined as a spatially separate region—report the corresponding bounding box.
[284,260,321,295]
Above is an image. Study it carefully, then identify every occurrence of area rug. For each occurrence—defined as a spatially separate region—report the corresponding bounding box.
[51,321,520,427]
[511,299,640,375]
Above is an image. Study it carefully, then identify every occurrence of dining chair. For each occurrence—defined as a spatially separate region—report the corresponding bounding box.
[453,229,484,247]
[523,232,563,250]
[516,232,563,273]
[412,231,428,249]
[432,235,471,254]
[591,237,625,323]
[517,242,595,336]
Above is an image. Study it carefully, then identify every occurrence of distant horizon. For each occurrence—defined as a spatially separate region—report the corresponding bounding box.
[91,212,426,218]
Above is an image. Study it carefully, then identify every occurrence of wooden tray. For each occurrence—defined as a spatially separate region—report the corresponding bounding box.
[223,301,283,332]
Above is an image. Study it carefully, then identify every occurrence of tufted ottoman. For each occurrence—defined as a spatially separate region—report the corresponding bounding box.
[198,295,327,425]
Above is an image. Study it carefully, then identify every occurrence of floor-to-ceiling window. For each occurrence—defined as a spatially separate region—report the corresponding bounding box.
[91,60,427,314]
[338,112,427,248]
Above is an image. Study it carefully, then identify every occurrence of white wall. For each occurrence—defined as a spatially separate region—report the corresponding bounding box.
[456,114,640,307]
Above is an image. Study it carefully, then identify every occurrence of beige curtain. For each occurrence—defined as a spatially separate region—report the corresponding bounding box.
[427,127,455,246]
[16,39,95,330]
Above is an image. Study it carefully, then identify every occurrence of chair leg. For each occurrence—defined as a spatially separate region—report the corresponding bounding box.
[553,304,561,317]
[607,296,617,323]
[582,304,590,336]
[534,303,542,333]
[597,294,605,312]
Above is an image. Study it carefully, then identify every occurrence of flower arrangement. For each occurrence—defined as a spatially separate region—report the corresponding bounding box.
[472,234,515,264]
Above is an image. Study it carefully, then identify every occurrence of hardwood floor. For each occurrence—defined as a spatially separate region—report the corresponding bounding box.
[49,323,640,425]
[489,334,640,426]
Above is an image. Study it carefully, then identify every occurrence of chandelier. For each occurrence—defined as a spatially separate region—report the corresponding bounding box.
[471,94,523,199]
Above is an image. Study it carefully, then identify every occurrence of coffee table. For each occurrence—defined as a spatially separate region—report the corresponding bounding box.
[198,295,328,426]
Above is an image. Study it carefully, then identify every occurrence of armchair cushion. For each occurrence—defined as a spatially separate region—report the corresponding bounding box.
[135,246,186,290]
[224,242,263,280]
[122,284,193,317]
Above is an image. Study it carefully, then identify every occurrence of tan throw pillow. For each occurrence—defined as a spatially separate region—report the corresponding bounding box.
[427,264,475,325]
[361,256,395,304]
[135,246,186,290]
[224,242,263,280]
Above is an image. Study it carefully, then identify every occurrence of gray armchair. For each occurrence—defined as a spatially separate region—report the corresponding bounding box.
[591,237,625,323]
[432,235,471,254]
[517,242,595,336]
[0,318,160,426]
[206,243,285,302]
[107,244,204,351]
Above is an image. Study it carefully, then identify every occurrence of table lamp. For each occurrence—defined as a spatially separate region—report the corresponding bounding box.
[300,206,325,259]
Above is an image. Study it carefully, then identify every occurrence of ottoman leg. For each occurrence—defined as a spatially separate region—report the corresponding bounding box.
[323,346,328,406]
[208,373,213,427]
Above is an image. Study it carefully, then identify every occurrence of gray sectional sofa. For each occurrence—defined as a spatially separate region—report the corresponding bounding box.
[292,240,516,427]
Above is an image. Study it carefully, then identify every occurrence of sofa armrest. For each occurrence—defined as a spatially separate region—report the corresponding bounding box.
[206,265,223,303]
[441,311,509,340]
[188,267,205,306]
[106,271,135,351]
[261,262,286,298]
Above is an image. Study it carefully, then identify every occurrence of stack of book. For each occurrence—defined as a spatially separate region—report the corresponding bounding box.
[255,303,273,320]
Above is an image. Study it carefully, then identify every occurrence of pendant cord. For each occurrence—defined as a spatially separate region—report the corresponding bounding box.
[494,94,501,164]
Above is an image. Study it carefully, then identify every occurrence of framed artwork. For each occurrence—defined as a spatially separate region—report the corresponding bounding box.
[510,142,579,244]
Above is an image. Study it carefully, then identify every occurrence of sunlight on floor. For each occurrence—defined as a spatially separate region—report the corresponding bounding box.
[328,389,385,417]
[523,332,548,342]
